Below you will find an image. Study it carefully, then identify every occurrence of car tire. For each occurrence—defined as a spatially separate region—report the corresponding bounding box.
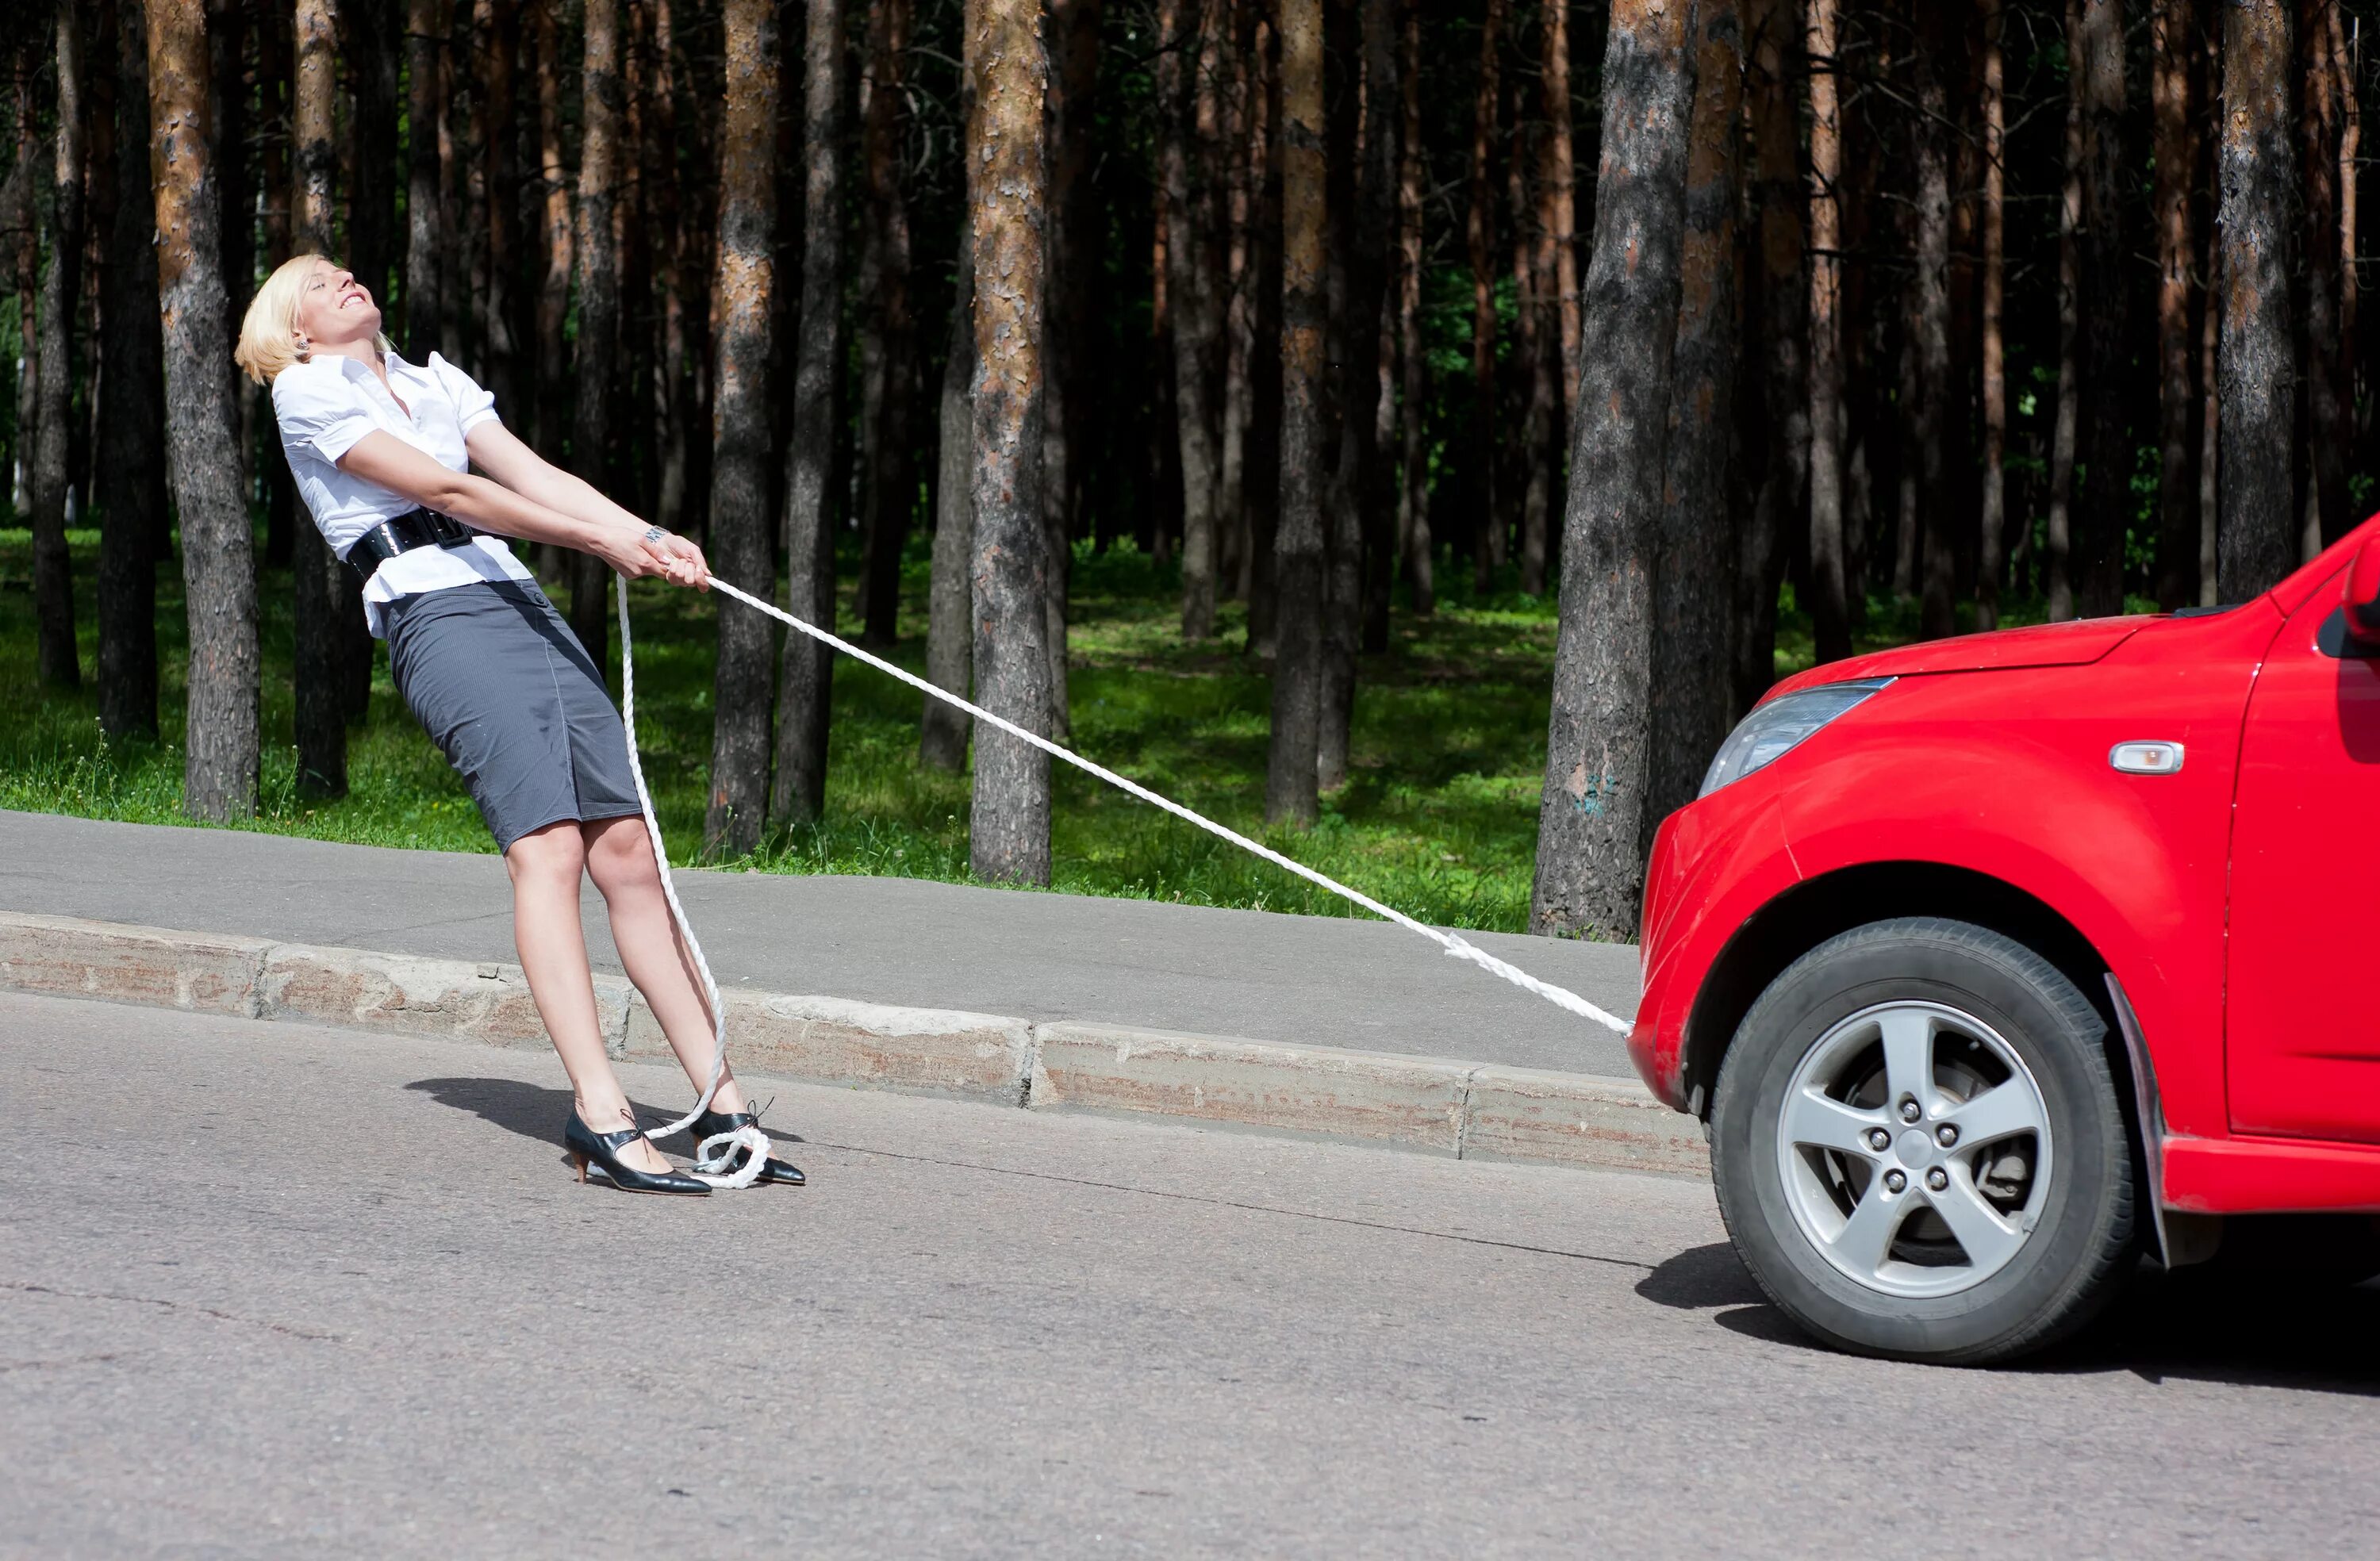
[1710,917,2136,1365]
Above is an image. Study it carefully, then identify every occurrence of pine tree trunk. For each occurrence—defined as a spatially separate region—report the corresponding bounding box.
[1514,103,1553,603]
[405,0,443,349]
[2217,0,2297,599]
[97,0,163,742]
[1242,14,1284,650]
[532,0,573,482]
[1647,0,1741,837]
[1531,0,1697,941]
[148,0,260,820]
[1978,0,2011,628]
[854,0,916,650]
[1043,0,1102,735]
[2149,0,2198,608]
[1395,0,1432,617]
[1465,0,1506,597]
[1804,0,1850,665]
[2301,0,2351,554]
[342,0,399,717]
[10,55,40,530]
[435,0,464,359]
[924,205,975,773]
[31,0,85,689]
[1544,0,1580,431]
[966,0,1053,884]
[568,0,624,663]
[1912,2,1956,642]
[288,0,346,796]
[770,0,849,827]
[1165,0,1227,642]
[477,0,521,441]
[1737,0,1803,711]
[702,0,781,856]
[1219,2,1254,605]
[2075,0,2128,616]
[2047,0,2084,621]
[1265,0,1326,827]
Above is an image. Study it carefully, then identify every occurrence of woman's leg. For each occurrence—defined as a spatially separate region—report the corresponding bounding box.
[582,815,750,1115]
[506,819,674,1172]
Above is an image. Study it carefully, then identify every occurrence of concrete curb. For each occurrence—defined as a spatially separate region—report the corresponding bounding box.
[0,910,1706,1179]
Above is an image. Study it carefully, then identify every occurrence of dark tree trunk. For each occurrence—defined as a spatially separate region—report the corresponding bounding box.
[2048,0,2084,619]
[704,0,781,856]
[1464,0,1506,597]
[477,0,521,445]
[2300,0,2351,554]
[435,0,464,359]
[405,0,443,349]
[2075,0,2129,616]
[1804,0,1850,664]
[1394,0,1431,618]
[924,204,975,773]
[1164,0,1226,642]
[9,52,39,539]
[769,0,848,827]
[1042,0,1101,735]
[97,0,163,741]
[1242,13,1283,653]
[1912,1,1956,642]
[290,0,345,796]
[342,0,400,717]
[1647,0,1741,837]
[2217,0,2297,599]
[1544,0,1580,432]
[1978,0,2010,628]
[1219,2,1254,607]
[1265,0,1326,827]
[148,0,260,820]
[1530,0,1697,941]
[1737,0,1804,711]
[854,0,916,650]
[569,0,624,662]
[531,0,573,478]
[966,0,1053,884]
[2149,0,2198,608]
[32,0,86,688]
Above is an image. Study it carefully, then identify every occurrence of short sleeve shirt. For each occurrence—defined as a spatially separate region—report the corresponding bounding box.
[270,348,535,636]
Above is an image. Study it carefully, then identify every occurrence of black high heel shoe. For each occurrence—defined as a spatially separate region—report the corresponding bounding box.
[689,1106,806,1187]
[565,1111,712,1195]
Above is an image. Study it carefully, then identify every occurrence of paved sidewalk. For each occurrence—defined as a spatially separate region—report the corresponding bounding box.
[0,810,1641,1078]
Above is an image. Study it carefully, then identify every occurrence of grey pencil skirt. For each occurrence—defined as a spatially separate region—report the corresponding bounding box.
[384,579,645,853]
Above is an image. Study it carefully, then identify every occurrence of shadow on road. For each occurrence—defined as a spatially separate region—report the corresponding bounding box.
[1636,1241,2380,1394]
[405,1075,811,1152]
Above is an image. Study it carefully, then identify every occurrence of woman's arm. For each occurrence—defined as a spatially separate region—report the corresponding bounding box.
[335,429,704,586]
[463,420,711,585]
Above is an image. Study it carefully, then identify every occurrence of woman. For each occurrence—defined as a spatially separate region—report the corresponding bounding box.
[235,253,800,1196]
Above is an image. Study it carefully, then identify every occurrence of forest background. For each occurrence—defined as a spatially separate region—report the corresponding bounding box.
[0,0,2364,942]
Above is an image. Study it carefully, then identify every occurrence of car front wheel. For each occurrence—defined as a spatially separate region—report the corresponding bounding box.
[1709,918,2136,1365]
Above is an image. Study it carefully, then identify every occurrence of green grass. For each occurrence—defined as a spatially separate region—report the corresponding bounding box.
[0,524,1592,932]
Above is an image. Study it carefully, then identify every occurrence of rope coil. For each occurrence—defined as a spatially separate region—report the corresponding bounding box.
[616,572,1635,1187]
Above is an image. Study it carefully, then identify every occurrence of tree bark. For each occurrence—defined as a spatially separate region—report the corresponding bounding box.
[2075,0,2129,616]
[1912,2,1956,642]
[1043,0,1101,736]
[1647,0,1741,837]
[31,0,86,688]
[1972,0,2011,629]
[2301,0,2351,554]
[703,0,781,856]
[405,0,443,348]
[477,0,521,445]
[854,0,916,650]
[1514,80,1554,603]
[1464,0,1507,596]
[148,0,260,820]
[531,0,573,477]
[925,205,975,773]
[1265,0,1326,827]
[2217,0,2297,599]
[1532,0,1697,939]
[9,52,39,530]
[97,0,163,741]
[769,0,849,828]
[2048,0,2085,620]
[1241,13,1284,649]
[2148,0,2198,608]
[1803,0,1849,664]
[1165,0,1227,642]
[967,0,1054,884]
[1394,0,1432,617]
[1737,0,1803,711]
[288,0,346,796]
[568,0,624,662]
[1544,0,1580,431]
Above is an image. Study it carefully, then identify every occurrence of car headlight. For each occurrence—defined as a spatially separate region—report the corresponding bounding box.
[1699,677,1894,798]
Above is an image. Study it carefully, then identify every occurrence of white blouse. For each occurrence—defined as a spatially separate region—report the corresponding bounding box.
[270,348,536,636]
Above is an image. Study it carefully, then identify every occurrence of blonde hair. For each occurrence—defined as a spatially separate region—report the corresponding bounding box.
[232,252,394,385]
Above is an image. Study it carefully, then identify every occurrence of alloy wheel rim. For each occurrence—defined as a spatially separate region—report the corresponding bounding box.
[1775,999,2055,1300]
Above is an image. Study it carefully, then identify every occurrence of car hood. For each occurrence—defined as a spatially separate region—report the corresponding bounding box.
[1769,616,2146,698]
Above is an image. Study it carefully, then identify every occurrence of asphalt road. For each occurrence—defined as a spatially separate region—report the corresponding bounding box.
[0,810,1642,1076]
[6,993,2374,1558]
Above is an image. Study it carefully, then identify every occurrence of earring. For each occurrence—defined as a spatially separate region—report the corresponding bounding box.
[295,336,311,362]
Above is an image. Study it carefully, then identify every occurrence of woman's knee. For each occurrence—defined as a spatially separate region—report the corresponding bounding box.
[585,818,662,896]
[505,819,587,888]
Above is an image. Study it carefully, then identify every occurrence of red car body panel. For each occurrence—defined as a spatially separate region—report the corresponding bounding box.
[1629,520,2380,1216]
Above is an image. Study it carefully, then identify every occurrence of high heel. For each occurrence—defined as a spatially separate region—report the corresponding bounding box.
[563,1111,711,1195]
[690,1107,805,1187]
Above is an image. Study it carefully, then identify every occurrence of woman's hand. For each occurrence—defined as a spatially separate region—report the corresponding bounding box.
[594,523,712,590]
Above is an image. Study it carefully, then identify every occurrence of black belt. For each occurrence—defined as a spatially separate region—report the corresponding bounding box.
[342,508,478,582]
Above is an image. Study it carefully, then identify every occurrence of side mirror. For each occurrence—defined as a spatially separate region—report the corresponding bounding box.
[2350,537,2380,646]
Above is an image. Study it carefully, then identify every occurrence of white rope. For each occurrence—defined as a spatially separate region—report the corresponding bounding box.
[697,574,1633,1037]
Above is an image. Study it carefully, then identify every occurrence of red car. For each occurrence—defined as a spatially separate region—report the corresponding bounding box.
[1632,520,2380,1364]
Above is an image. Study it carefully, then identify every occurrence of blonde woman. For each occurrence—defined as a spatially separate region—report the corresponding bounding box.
[235,253,801,1195]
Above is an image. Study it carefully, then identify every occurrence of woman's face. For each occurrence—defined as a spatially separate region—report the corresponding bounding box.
[292,259,382,354]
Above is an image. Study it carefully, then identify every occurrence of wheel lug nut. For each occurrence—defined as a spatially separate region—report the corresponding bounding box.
[1866,1129,1891,1153]
[1883,1169,1908,1194]
[1925,1168,1949,1192]
[1935,1124,1959,1148]
[1898,1097,1923,1124]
